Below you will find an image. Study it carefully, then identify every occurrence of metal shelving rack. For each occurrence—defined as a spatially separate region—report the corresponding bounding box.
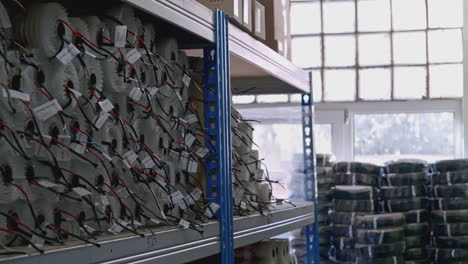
[0,0,318,263]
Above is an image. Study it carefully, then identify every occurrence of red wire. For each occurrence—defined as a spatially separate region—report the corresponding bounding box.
[137,202,164,221]
[69,125,89,136]
[36,87,53,100]
[88,90,102,102]
[56,19,100,49]
[0,120,14,132]
[86,147,103,162]
[60,168,77,176]
[31,138,55,158]
[49,224,70,235]
[8,182,31,202]
[0,228,19,236]
[163,80,175,89]
[64,84,81,107]
[10,218,33,232]
[55,209,78,220]
[127,31,145,46]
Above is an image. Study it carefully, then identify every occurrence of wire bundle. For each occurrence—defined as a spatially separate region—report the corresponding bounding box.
[381,160,430,264]
[431,159,468,263]
[330,161,380,264]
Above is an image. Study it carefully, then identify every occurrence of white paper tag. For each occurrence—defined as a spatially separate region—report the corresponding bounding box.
[171,191,184,204]
[182,74,191,87]
[150,218,160,225]
[95,112,110,129]
[34,99,62,121]
[99,99,114,113]
[178,199,187,210]
[184,114,198,124]
[72,142,85,154]
[114,25,128,48]
[82,224,95,233]
[191,188,203,201]
[37,180,58,188]
[95,195,110,206]
[195,147,209,158]
[41,135,52,145]
[205,202,220,218]
[179,219,190,228]
[73,187,92,197]
[234,188,245,204]
[240,202,247,210]
[129,87,143,101]
[56,43,81,65]
[133,220,144,227]
[126,49,142,64]
[141,156,156,169]
[184,134,196,148]
[2,89,30,102]
[102,152,113,161]
[187,160,198,173]
[147,86,159,97]
[123,150,138,165]
[108,220,124,234]
[28,235,45,248]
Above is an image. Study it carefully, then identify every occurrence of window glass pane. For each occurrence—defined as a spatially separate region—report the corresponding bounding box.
[359,68,391,100]
[394,67,427,99]
[325,35,356,67]
[290,2,322,34]
[315,124,332,155]
[323,1,355,33]
[357,0,391,32]
[291,37,322,68]
[233,95,255,104]
[393,32,427,64]
[354,112,455,165]
[311,70,323,102]
[392,0,427,30]
[430,64,463,98]
[256,94,289,103]
[428,0,463,28]
[359,33,391,66]
[428,29,463,63]
[324,69,356,101]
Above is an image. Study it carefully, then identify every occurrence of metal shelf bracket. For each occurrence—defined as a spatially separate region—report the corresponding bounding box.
[302,72,320,264]
[203,9,234,264]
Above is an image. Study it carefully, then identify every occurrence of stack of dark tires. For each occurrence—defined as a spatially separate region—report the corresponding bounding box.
[316,154,335,262]
[331,162,380,263]
[431,159,468,263]
[354,213,406,264]
[382,160,430,264]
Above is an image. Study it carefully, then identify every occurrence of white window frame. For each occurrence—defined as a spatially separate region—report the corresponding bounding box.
[316,99,463,161]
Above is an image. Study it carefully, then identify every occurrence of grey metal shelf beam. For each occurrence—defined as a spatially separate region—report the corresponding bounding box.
[0,203,313,264]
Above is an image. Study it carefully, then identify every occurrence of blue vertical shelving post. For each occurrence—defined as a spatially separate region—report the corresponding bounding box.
[302,72,319,264]
[203,10,234,264]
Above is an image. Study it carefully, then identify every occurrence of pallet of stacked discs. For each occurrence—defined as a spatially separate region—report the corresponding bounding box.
[331,162,380,263]
[289,154,334,263]
[382,160,430,264]
[432,159,468,263]
[354,213,406,264]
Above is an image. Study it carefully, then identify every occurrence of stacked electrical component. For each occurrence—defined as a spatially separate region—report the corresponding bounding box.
[354,213,406,264]
[235,239,297,264]
[382,160,430,263]
[289,154,334,263]
[330,162,380,263]
[0,1,218,253]
[431,159,468,263]
[231,109,275,214]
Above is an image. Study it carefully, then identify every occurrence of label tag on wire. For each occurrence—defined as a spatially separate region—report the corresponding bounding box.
[184,114,198,124]
[205,203,220,218]
[95,112,110,129]
[2,89,30,102]
[34,99,62,121]
[141,156,156,169]
[184,133,196,148]
[28,235,45,248]
[179,219,190,229]
[126,49,142,64]
[129,87,143,101]
[123,150,138,165]
[182,74,191,87]
[99,99,114,113]
[195,147,209,158]
[56,43,81,65]
[114,25,128,48]
[73,187,92,197]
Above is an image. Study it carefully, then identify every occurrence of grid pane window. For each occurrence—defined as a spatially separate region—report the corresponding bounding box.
[290,2,321,34]
[323,1,355,33]
[324,69,356,101]
[393,32,427,64]
[324,35,356,67]
[430,64,463,98]
[358,34,391,66]
[428,0,463,28]
[357,0,391,32]
[428,29,463,63]
[359,68,391,101]
[291,36,322,68]
[391,0,427,30]
[394,67,427,100]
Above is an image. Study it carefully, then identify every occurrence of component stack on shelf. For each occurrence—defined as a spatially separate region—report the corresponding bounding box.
[330,162,380,263]
[235,239,297,264]
[382,160,430,263]
[354,213,406,264]
[289,153,334,264]
[431,159,468,263]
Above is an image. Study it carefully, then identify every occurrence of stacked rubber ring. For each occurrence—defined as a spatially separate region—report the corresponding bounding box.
[316,154,334,262]
[331,162,380,263]
[432,159,468,263]
[382,160,430,263]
